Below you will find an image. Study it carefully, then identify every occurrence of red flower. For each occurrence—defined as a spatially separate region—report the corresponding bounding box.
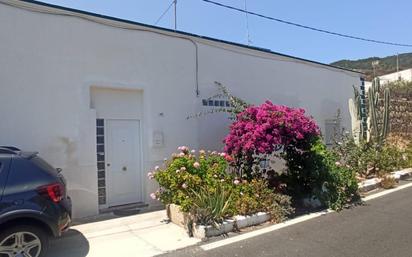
[224,154,234,162]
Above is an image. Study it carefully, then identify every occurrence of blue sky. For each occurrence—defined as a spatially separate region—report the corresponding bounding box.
[39,0,412,64]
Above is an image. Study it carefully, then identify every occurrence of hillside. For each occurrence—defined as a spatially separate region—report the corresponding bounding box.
[331,52,412,80]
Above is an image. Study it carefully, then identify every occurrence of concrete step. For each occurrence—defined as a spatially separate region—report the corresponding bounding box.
[100,202,149,213]
[104,202,150,217]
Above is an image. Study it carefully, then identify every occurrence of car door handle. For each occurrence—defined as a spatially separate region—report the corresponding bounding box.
[13,199,24,205]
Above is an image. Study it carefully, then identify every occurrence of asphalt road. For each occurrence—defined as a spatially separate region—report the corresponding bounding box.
[161,185,412,257]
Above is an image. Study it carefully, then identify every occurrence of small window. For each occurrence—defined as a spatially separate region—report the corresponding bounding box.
[214,100,220,106]
[208,100,213,106]
[97,136,104,144]
[97,145,105,153]
[97,162,105,170]
[97,153,105,162]
[96,127,104,135]
[220,100,225,107]
[202,99,208,106]
[96,118,107,205]
[96,119,104,127]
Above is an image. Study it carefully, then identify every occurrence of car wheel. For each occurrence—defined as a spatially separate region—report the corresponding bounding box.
[0,225,49,257]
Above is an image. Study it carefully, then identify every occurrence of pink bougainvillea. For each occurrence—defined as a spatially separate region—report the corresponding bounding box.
[224,101,320,155]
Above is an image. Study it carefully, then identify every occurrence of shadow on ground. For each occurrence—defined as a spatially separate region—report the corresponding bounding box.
[46,229,89,257]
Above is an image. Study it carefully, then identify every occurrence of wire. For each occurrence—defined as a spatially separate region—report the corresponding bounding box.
[154,0,175,25]
[201,0,412,48]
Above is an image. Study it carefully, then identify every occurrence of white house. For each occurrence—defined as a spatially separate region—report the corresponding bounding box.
[364,68,412,91]
[379,68,412,84]
[0,0,363,218]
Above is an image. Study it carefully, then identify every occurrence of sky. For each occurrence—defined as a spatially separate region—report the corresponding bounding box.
[38,0,412,64]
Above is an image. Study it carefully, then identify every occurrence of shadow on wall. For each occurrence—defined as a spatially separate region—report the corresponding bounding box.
[47,229,90,257]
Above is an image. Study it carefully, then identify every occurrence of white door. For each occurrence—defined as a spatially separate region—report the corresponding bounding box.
[106,119,142,207]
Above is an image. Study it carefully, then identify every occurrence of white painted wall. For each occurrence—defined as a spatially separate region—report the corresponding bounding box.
[0,0,361,218]
[378,69,412,84]
[364,68,412,92]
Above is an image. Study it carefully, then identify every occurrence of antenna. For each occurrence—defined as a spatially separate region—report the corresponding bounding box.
[372,60,379,77]
[397,52,399,73]
[174,0,177,31]
[244,0,251,45]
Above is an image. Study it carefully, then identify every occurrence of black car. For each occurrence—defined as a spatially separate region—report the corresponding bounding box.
[0,146,72,257]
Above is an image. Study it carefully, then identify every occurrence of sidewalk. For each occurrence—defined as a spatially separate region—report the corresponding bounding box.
[47,210,200,257]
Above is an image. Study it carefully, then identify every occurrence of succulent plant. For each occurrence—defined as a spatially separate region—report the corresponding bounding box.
[348,86,363,144]
[349,77,391,145]
[367,78,390,145]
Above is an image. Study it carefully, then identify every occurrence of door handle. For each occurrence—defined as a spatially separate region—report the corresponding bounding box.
[122,166,127,171]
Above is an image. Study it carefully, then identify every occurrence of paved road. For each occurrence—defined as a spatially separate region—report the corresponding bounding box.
[161,185,412,257]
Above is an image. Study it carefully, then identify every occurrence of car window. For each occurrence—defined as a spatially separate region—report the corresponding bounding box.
[0,159,11,199]
[31,156,58,175]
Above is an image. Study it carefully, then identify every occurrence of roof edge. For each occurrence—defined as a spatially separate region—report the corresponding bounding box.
[7,0,363,75]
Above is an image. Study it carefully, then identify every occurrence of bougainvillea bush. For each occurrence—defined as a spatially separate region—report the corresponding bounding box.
[224,101,320,180]
[223,101,359,210]
[150,146,293,225]
[224,101,320,156]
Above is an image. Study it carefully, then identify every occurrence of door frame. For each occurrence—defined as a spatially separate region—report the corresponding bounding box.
[104,118,144,208]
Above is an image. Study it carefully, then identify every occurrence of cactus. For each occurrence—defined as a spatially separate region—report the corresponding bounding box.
[348,86,363,144]
[349,77,391,145]
[382,87,390,139]
[367,78,391,144]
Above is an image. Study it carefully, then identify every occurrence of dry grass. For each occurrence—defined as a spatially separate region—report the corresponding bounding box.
[380,175,398,189]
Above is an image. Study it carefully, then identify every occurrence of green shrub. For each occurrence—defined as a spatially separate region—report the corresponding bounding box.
[378,143,409,174]
[151,147,293,222]
[310,138,359,210]
[230,179,293,222]
[152,147,231,212]
[284,137,359,211]
[333,136,409,178]
[405,143,412,168]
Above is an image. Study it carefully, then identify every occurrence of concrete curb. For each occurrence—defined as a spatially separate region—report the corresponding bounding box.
[167,204,272,239]
[358,168,412,193]
[193,212,271,239]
